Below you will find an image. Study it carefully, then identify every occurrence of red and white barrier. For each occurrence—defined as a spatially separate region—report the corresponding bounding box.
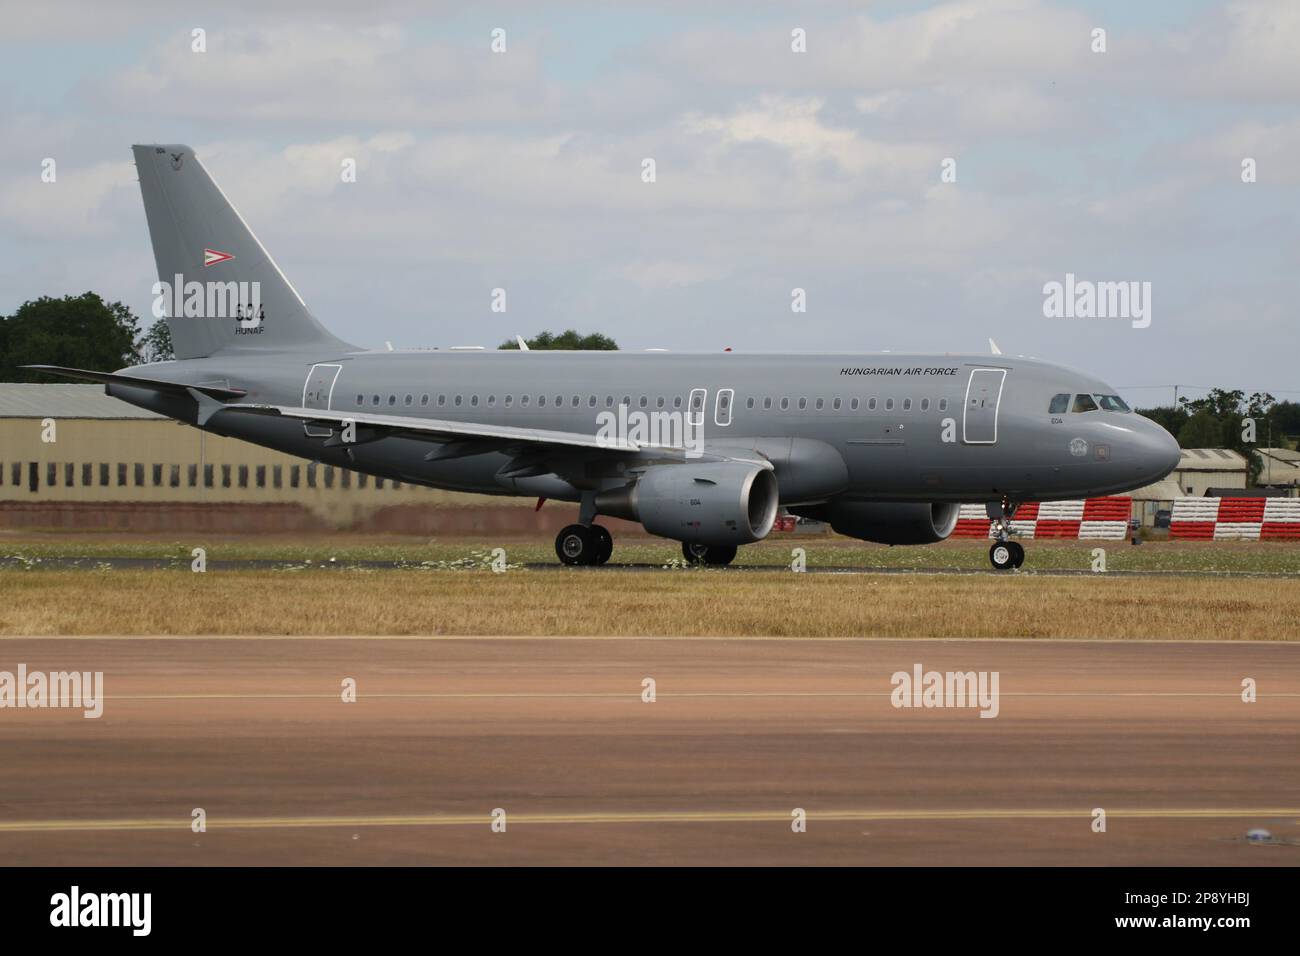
[952,497,1131,540]
[1169,497,1300,541]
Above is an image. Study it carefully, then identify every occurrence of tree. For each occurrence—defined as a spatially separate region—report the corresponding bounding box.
[1170,387,1275,483]
[1176,410,1223,449]
[137,318,175,363]
[498,330,619,350]
[1136,404,1189,437]
[0,293,143,381]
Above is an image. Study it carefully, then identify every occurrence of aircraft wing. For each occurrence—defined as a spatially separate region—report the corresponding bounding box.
[220,403,697,460]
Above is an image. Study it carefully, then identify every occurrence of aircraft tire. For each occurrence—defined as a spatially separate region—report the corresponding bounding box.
[682,542,738,566]
[989,542,1016,571]
[591,525,613,565]
[556,524,597,566]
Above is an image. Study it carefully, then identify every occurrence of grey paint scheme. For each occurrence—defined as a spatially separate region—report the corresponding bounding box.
[88,146,1182,538]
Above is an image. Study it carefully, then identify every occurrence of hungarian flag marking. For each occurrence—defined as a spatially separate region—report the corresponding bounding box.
[203,247,235,267]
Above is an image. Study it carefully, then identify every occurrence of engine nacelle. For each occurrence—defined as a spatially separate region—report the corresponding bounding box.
[596,462,779,545]
[815,500,961,545]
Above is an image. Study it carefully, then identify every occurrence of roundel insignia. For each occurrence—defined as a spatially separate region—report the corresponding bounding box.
[1069,437,1088,457]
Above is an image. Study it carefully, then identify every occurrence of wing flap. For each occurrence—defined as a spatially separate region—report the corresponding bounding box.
[221,403,650,454]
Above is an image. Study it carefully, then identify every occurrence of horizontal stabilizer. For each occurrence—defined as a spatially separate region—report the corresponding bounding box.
[21,365,246,401]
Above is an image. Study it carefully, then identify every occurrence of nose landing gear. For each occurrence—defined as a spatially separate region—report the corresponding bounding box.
[985,498,1025,571]
[988,540,1024,571]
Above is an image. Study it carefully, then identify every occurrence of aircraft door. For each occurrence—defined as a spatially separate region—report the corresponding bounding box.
[302,363,342,438]
[962,368,1006,444]
[714,388,734,427]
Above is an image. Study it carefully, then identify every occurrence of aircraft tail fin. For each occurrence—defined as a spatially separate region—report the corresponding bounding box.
[132,144,354,360]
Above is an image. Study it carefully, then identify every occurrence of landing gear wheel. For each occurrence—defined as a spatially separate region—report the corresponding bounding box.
[989,542,1016,571]
[682,542,738,567]
[556,524,597,566]
[1007,541,1025,569]
[591,525,613,565]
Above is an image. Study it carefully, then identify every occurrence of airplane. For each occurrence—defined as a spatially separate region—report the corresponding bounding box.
[29,144,1182,571]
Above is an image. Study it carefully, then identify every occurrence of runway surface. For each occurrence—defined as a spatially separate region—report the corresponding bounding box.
[1,555,1294,577]
[1,636,1297,865]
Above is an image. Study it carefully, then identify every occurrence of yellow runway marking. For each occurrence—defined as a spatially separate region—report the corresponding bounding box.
[96,691,1300,701]
[1,635,1296,645]
[2,808,1297,833]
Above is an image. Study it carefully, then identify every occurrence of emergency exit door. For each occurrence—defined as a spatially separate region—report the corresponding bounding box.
[963,368,1006,444]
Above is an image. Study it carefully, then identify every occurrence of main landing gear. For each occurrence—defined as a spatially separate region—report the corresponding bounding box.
[555,523,613,566]
[985,498,1025,571]
[682,542,738,566]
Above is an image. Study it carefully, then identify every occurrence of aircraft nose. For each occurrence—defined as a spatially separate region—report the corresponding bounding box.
[1136,418,1181,481]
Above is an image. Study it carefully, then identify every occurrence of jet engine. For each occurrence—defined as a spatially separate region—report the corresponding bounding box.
[595,462,779,545]
[806,500,961,545]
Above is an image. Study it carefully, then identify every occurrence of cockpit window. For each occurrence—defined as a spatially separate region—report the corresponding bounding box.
[1048,393,1070,414]
[1072,393,1098,413]
[1094,394,1131,412]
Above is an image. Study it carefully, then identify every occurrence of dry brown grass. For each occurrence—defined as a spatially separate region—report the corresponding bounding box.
[1,569,1296,639]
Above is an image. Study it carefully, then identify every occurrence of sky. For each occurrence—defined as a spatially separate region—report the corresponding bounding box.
[0,0,1296,406]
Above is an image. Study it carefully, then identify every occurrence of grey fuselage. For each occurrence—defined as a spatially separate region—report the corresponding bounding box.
[109,348,1182,509]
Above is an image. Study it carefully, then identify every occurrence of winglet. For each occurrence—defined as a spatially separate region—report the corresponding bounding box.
[988,338,1002,355]
[515,335,529,351]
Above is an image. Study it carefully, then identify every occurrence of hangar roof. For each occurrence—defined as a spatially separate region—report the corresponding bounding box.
[1176,448,1247,471]
[0,383,166,419]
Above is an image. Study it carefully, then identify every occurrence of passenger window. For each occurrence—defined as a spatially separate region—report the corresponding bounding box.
[454,395,462,406]
[868,398,877,410]
[388,395,396,406]
[886,398,894,410]
[815,398,824,410]
[781,398,790,410]
[356,394,363,406]
[372,395,380,406]
[589,396,597,407]
[639,396,648,408]
[404,394,413,406]
[764,397,772,409]
[851,398,859,410]
[939,398,948,411]
[520,395,529,406]
[920,398,929,411]
[505,395,513,406]
[1049,393,1071,414]
[833,398,841,410]
[420,394,429,406]
[487,395,496,407]
[902,398,911,411]
[572,396,580,407]
[538,395,546,407]
[471,395,479,407]
[746,398,755,409]
[1072,393,1098,413]
[798,398,807,410]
